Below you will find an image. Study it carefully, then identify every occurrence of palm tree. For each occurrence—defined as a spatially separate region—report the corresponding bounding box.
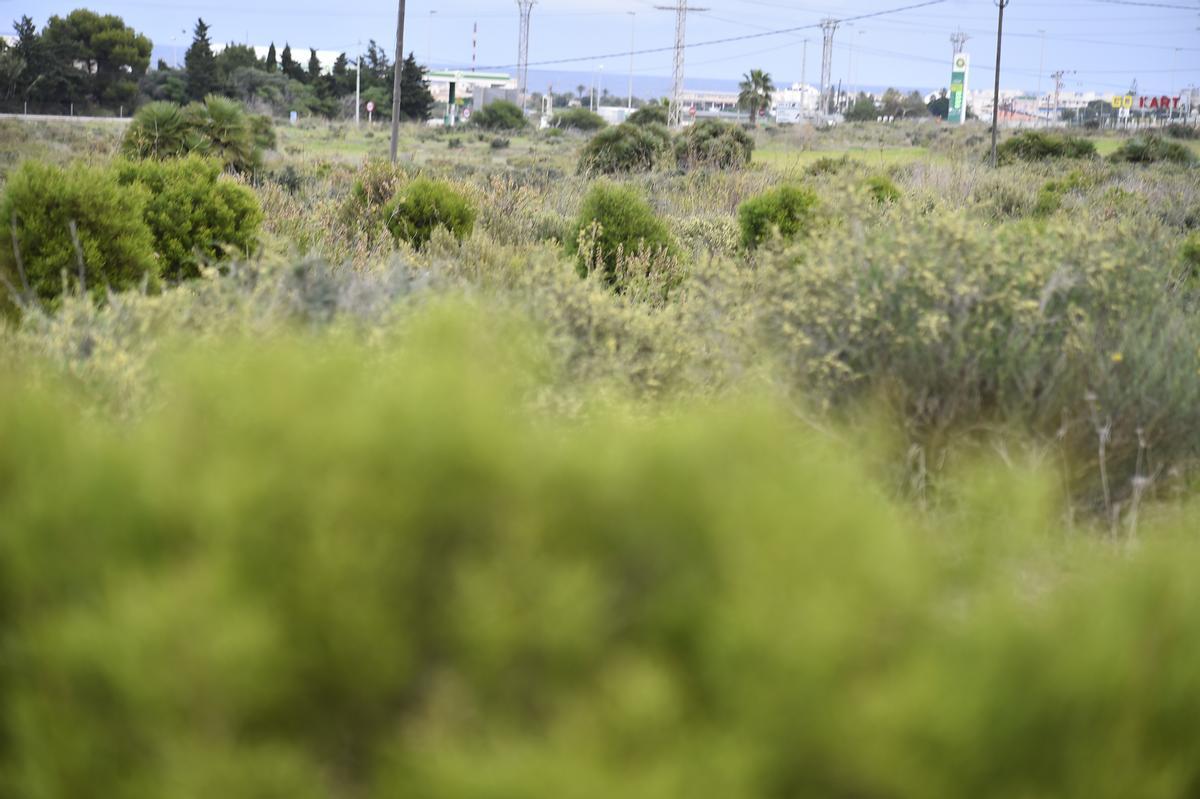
[737,69,775,127]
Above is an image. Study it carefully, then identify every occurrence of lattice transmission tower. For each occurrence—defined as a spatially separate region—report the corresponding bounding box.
[655,1,708,127]
[517,0,535,108]
[819,19,839,115]
[950,29,970,56]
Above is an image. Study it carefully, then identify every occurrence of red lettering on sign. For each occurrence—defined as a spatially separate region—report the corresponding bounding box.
[1173,97,1181,109]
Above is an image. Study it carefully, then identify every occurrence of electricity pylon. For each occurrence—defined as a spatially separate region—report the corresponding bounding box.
[655,1,709,127]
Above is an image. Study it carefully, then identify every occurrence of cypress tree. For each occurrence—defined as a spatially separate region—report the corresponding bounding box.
[280,43,300,82]
[307,48,321,83]
[265,42,277,72]
[184,18,216,100]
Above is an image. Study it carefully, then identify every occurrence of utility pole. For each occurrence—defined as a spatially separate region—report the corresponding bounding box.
[819,19,838,115]
[355,46,361,127]
[801,39,808,87]
[517,0,535,110]
[472,22,478,72]
[989,0,1009,168]
[628,11,636,110]
[655,1,709,127]
[1036,29,1045,123]
[389,0,406,164]
[1051,69,1074,124]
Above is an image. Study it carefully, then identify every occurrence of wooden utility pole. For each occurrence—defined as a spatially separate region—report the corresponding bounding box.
[390,0,406,163]
[989,0,1008,168]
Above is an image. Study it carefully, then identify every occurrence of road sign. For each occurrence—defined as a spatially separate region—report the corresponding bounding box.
[948,53,969,125]
[366,101,375,113]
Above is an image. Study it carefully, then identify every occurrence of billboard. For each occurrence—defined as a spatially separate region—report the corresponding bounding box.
[948,53,969,125]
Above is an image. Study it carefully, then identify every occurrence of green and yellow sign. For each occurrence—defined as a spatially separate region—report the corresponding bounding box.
[948,53,969,125]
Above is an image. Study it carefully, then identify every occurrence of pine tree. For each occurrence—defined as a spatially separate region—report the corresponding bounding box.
[184,18,217,100]
[265,42,277,72]
[398,53,435,122]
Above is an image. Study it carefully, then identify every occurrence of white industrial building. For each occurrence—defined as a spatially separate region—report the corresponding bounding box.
[772,82,821,123]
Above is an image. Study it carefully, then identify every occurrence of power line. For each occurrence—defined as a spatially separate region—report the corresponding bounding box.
[1086,0,1200,9]
[476,0,948,71]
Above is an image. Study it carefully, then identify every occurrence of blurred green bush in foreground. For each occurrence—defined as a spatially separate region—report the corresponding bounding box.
[2,305,1200,799]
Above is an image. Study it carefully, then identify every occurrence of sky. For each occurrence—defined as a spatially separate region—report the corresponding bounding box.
[6,0,1200,96]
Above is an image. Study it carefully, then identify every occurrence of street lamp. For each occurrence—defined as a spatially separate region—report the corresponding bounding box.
[628,10,638,109]
[428,10,437,68]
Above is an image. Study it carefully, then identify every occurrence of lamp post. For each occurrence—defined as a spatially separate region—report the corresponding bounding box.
[428,10,437,68]
[1036,29,1045,125]
[627,11,636,109]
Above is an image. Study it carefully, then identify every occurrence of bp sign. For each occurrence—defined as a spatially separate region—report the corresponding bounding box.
[948,53,969,125]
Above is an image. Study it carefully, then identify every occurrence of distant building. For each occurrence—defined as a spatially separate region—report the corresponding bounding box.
[596,106,634,125]
[427,71,515,104]
[772,82,820,124]
[679,89,739,113]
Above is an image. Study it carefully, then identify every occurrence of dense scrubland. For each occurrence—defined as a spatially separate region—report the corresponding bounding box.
[3,114,1200,797]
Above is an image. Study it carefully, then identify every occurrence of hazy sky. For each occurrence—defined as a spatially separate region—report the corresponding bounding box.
[8,0,1200,94]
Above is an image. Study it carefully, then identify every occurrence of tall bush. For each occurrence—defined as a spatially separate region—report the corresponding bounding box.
[471,100,527,131]
[0,161,157,305]
[383,178,477,250]
[675,119,754,171]
[738,185,820,250]
[552,107,607,132]
[114,156,263,280]
[567,182,677,284]
[1108,135,1196,165]
[577,123,670,176]
[627,103,669,127]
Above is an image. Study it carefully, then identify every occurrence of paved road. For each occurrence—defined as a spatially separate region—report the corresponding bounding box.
[0,113,131,124]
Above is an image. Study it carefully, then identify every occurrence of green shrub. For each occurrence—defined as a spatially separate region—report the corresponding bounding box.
[383,178,476,250]
[627,103,669,127]
[490,137,511,151]
[4,312,1200,798]
[863,174,902,204]
[552,107,607,132]
[1182,231,1200,279]
[674,119,754,171]
[995,131,1097,164]
[1163,123,1199,141]
[0,161,157,305]
[123,95,262,174]
[471,100,528,131]
[577,123,670,176]
[114,156,263,281]
[738,185,820,250]
[448,138,464,150]
[806,155,855,176]
[567,181,677,284]
[250,114,277,152]
[1108,135,1196,165]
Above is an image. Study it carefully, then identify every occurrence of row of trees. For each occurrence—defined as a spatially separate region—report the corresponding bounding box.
[1,8,435,120]
[736,69,956,124]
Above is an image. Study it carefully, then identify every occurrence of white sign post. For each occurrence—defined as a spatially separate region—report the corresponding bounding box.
[366,100,375,125]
